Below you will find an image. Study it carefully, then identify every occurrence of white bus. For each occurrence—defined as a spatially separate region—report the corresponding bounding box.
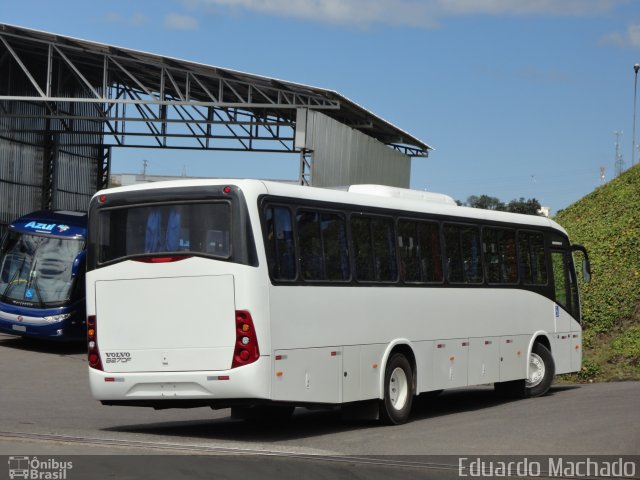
[86,180,590,424]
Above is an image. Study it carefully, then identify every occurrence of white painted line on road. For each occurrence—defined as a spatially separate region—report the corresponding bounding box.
[0,430,460,472]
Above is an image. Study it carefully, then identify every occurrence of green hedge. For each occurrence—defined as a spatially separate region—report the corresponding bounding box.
[553,165,640,381]
[555,164,640,334]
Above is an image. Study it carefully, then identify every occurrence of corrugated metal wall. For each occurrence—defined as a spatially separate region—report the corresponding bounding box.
[0,101,46,237]
[52,99,102,212]
[0,60,104,237]
[296,109,411,188]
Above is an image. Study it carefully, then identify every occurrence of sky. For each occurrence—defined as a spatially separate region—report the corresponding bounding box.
[4,0,640,214]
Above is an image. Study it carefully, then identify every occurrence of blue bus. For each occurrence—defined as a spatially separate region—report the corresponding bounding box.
[0,210,87,341]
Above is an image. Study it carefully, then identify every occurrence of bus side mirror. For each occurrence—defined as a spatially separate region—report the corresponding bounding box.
[571,244,591,284]
[71,251,86,277]
[582,258,591,284]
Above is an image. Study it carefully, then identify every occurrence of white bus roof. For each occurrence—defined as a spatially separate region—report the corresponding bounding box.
[96,179,567,235]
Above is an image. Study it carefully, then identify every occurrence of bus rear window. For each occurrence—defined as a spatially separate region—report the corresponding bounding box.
[98,202,231,264]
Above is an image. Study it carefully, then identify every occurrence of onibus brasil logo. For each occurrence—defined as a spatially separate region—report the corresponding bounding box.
[8,456,72,479]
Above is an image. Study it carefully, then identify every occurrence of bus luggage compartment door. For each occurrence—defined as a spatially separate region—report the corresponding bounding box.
[95,275,236,373]
[272,347,342,404]
[432,339,469,390]
[499,335,529,382]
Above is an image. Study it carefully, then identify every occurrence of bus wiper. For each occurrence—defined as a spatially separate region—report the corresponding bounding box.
[27,260,46,308]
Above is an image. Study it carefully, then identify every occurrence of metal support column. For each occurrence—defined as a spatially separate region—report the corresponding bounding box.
[299,148,313,186]
[41,126,56,210]
[98,146,111,190]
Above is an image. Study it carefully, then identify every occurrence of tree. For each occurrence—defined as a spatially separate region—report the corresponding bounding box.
[505,197,542,215]
[464,194,543,216]
[466,195,505,211]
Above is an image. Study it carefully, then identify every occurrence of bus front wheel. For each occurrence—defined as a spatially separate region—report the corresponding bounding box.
[495,342,555,398]
[524,342,554,397]
[379,353,414,425]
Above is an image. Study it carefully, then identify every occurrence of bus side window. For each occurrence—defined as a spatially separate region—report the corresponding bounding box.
[518,232,548,285]
[264,206,296,281]
[461,227,482,283]
[483,228,517,284]
[320,212,350,281]
[297,210,323,280]
[296,210,350,282]
[373,218,397,281]
[418,221,443,282]
[445,224,483,284]
[398,220,420,282]
[352,216,397,283]
[352,217,374,281]
[551,251,568,307]
[444,225,462,283]
[398,220,442,283]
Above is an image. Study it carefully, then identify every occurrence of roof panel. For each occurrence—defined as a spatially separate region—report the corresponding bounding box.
[0,23,431,155]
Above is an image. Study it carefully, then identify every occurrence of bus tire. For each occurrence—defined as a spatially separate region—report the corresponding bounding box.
[379,353,414,425]
[524,342,554,398]
[494,342,555,399]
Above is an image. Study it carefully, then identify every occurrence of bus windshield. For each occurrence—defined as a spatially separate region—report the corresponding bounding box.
[0,232,84,305]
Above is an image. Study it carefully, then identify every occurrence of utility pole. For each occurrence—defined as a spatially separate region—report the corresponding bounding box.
[614,131,624,177]
[600,166,606,184]
[634,64,640,166]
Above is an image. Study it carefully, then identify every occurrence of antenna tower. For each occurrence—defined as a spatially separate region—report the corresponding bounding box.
[614,131,624,177]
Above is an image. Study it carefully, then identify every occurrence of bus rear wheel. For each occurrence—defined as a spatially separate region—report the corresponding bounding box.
[379,353,414,425]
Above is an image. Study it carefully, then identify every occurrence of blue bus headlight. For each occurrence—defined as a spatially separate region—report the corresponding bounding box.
[43,313,72,324]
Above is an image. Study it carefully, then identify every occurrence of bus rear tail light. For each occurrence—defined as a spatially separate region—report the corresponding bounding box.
[132,255,192,263]
[87,315,104,371]
[231,310,260,368]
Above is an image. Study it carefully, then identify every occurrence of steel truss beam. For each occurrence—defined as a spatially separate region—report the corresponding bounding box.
[0,29,342,153]
[0,26,430,158]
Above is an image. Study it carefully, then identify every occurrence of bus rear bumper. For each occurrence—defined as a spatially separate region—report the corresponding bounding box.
[89,356,272,405]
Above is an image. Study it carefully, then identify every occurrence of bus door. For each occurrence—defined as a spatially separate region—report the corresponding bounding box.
[569,243,590,372]
[550,238,580,373]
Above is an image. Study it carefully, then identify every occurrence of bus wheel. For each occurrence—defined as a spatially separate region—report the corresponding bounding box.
[524,342,554,398]
[495,342,555,398]
[380,353,414,425]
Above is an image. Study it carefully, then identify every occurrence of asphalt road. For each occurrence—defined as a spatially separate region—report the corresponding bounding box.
[0,333,638,479]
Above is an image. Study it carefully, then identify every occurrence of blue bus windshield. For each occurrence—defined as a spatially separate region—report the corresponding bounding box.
[0,231,84,306]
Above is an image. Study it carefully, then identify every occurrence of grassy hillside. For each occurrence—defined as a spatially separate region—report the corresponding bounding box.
[554,164,640,382]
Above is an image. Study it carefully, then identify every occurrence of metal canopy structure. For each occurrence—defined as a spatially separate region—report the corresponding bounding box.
[0,23,431,235]
[0,24,430,157]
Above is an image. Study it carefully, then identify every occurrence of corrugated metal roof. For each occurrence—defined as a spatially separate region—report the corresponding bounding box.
[0,23,431,155]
